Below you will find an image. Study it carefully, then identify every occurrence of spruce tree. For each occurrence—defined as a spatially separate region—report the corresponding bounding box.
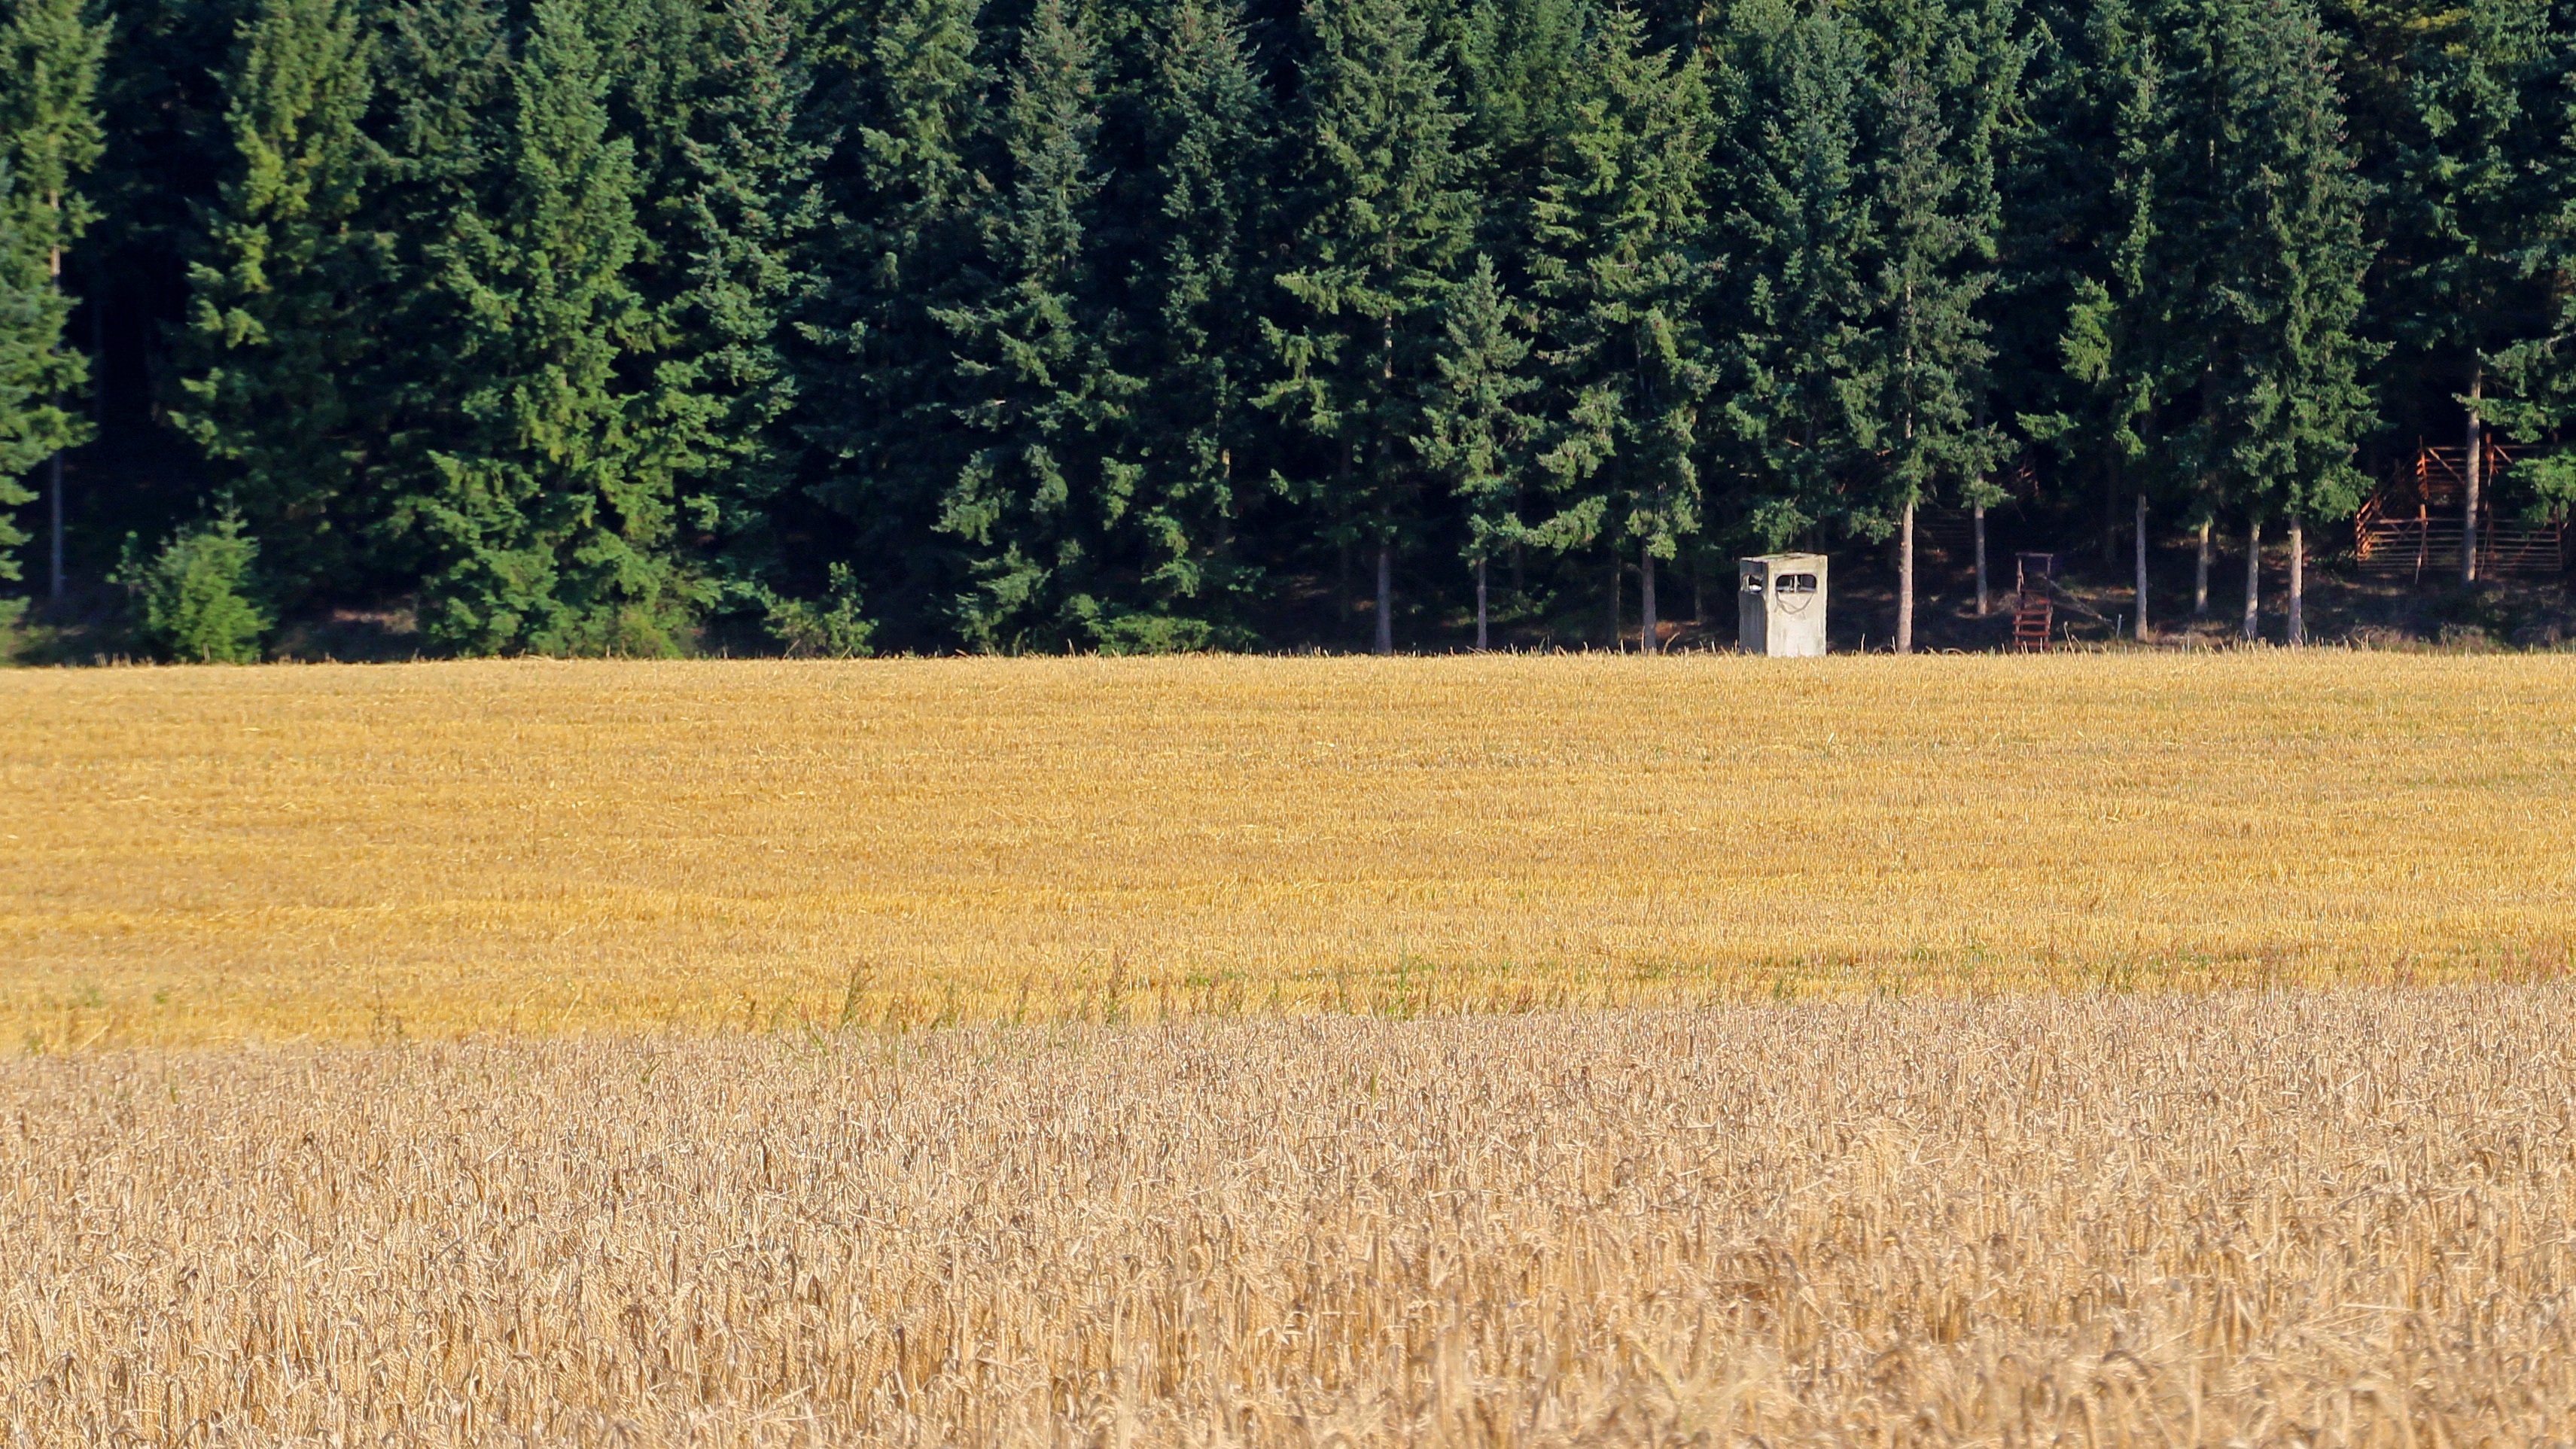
[1711,0,1876,553]
[368,0,512,595]
[632,0,827,613]
[2376,0,2551,582]
[1522,5,1713,653]
[930,0,1143,650]
[1859,0,2014,652]
[174,0,379,605]
[1417,252,1535,649]
[1257,0,1477,653]
[0,0,106,603]
[797,0,988,639]
[2017,0,2170,633]
[414,0,678,653]
[1116,0,1268,644]
[2169,0,2379,642]
[2480,4,2576,532]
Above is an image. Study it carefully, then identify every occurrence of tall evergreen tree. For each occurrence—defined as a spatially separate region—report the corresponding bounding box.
[367,0,513,595]
[1115,0,1269,645]
[628,0,827,610]
[929,0,1142,650]
[2481,2,2576,531]
[1257,0,1477,653]
[1712,0,1876,553]
[0,0,106,603]
[2018,0,2170,631]
[1418,252,1535,648]
[173,0,379,604]
[411,0,679,653]
[2374,0,2552,582]
[1522,4,1713,653]
[1859,0,2014,652]
[798,0,989,640]
[2167,0,2379,642]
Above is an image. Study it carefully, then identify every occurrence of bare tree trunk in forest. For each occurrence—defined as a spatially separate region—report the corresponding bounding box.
[2133,493,2149,642]
[1640,546,1658,654]
[47,224,64,599]
[1896,500,1916,653]
[1606,546,1621,650]
[2287,515,2305,646]
[2194,519,2212,618]
[2462,367,2483,585]
[1474,557,1488,651]
[2242,518,2261,643]
[1373,541,1392,656]
[1691,556,1704,625]
[49,443,64,598]
[1973,501,1988,616]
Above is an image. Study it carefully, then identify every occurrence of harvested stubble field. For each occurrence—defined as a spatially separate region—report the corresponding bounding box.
[5,988,2576,1444]
[3,653,2573,1046]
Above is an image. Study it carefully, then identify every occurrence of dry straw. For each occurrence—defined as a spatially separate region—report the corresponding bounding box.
[4,653,2574,1046]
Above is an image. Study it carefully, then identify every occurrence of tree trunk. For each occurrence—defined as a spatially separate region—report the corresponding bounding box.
[2133,492,2149,642]
[1896,499,1916,653]
[1474,557,1488,652]
[2194,519,2212,617]
[1973,501,1988,617]
[2241,518,2261,643]
[1373,541,1393,656]
[1640,545,1658,654]
[2462,367,2484,585]
[47,218,63,599]
[2287,515,2305,646]
[1691,555,1704,625]
[49,444,64,599]
[1606,546,1621,650]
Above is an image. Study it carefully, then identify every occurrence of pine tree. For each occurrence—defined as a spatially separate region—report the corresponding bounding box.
[929,0,1143,650]
[1259,0,1476,653]
[1417,252,1535,648]
[2019,0,2170,634]
[629,0,827,614]
[797,0,988,641]
[2168,0,2380,642]
[1522,5,1713,653]
[2480,4,2576,532]
[1859,0,2014,652]
[0,0,106,604]
[1712,0,1876,553]
[413,0,679,653]
[174,0,379,606]
[1115,0,1268,645]
[368,0,513,593]
[2375,0,2552,582]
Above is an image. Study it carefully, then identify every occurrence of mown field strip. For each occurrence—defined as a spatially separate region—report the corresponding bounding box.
[6,988,2573,1444]
[3,653,2572,1044]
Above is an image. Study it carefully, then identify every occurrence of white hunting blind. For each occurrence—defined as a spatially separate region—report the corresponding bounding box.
[1739,553,1828,656]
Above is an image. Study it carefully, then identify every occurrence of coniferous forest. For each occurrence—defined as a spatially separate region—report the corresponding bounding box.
[2,0,2573,656]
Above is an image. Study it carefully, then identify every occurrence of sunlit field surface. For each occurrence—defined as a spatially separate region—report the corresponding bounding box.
[3,653,2572,1046]
[6,989,2574,1444]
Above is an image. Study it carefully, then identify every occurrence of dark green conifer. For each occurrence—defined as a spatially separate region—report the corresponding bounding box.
[1712,0,1876,552]
[1417,253,1535,649]
[930,0,1142,650]
[174,0,379,605]
[0,0,106,604]
[1523,5,1713,653]
[415,0,679,653]
[1257,0,1477,653]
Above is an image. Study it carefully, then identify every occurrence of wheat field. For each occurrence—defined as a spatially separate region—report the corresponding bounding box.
[5,986,2574,1445]
[4,652,2574,1047]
